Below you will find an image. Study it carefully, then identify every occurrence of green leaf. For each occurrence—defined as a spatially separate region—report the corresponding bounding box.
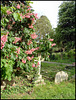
[13,12,18,21]
[11,53,15,60]
[4,18,9,22]
[10,6,16,10]
[1,6,7,14]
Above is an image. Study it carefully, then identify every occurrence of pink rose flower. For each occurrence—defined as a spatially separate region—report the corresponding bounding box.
[13,37,21,44]
[22,59,26,63]
[34,47,39,50]
[26,8,31,11]
[17,4,20,9]
[30,33,38,39]
[12,21,15,25]
[22,15,25,19]
[31,48,35,52]
[6,10,12,15]
[29,25,33,29]
[35,65,37,67]
[30,13,33,15]
[49,39,54,41]
[27,56,32,61]
[16,47,20,54]
[31,55,34,59]
[32,63,35,67]
[25,15,30,18]
[7,25,12,30]
[1,34,8,43]
[37,62,39,65]
[32,18,35,21]
[34,13,39,19]
[16,55,18,57]
[25,50,32,54]
[51,43,56,47]
[35,62,39,67]
[1,41,4,49]
[27,39,32,45]
[27,55,34,61]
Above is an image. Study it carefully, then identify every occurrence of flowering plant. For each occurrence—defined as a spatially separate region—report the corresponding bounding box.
[1,1,56,81]
[1,1,39,81]
[37,34,56,61]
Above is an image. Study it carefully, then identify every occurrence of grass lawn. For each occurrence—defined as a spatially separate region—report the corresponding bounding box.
[1,62,75,99]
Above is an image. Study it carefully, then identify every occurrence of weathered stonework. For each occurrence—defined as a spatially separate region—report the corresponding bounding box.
[55,71,68,84]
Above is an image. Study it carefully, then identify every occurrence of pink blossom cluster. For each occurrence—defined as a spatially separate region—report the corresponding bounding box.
[25,15,30,18]
[1,32,9,49]
[12,21,15,25]
[27,55,34,61]
[16,47,20,54]
[27,39,32,45]
[25,47,39,54]
[30,18,35,21]
[51,43,56,47]
[20,12,39,20]
[20,13,30,19]
[16,47,20,57]
[17,4,20,9]
[7,25,12,30]
[26,8,31,11]
[30,33,38,39]
[6,10,12,15]
[25,50,32,54]
[34,13,39,19]
[22,58,26,63]
[29,25,33,29]
[20,13,33,19]
[32,62,39,67]
[49,38,54,41]
[30,18,35,25]
[13,37,21,44]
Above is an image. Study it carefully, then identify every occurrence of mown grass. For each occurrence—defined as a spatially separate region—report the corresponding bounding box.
[1,80,75,99]
[41,62,75,81]
[1,61,75,99]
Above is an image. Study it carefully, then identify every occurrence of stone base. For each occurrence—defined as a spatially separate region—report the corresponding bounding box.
[35,82,46,86]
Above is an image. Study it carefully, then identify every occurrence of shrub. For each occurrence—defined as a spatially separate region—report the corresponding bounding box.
[1,1,55,81]
[1,1,39,81]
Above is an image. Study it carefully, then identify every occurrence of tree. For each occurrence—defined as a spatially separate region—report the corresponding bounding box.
[35,15,54,42]
[55,1,75,51]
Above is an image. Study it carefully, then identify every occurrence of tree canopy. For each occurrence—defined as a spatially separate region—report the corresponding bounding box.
[54,1,75,50]
[35,15,54,42]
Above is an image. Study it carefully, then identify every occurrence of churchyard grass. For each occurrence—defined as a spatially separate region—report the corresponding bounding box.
[1,62,75,99]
